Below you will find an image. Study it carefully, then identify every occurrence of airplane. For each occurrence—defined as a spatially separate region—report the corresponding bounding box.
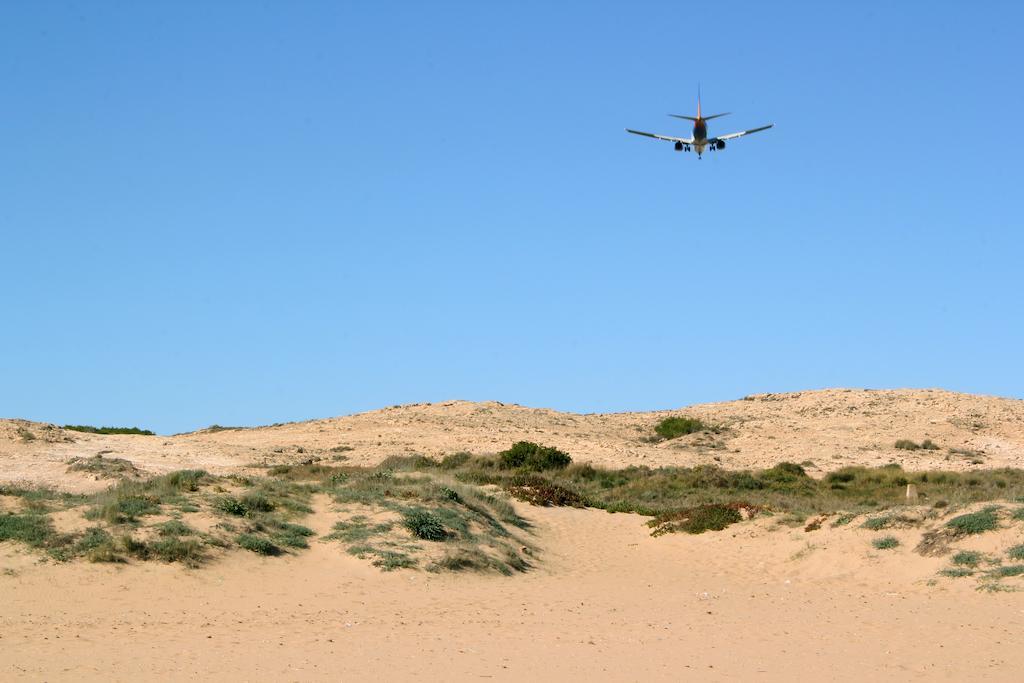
[626,88,773,159]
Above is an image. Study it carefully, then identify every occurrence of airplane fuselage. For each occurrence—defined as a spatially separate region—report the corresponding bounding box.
[692,118,708,156]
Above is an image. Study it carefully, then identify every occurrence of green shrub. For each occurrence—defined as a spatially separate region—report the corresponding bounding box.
[947,507,1000,535]
[373,551,417,571]
[895,439,920,450]
[653,416,706,440]
[498,442,572,471]
[149,537,205,566]
[992,565,1024,578]
[648,503,750,536]
[66,455,141,479]
[872,536,900,550]
[952,550,984,567]
[1007,544,1024,561]
[63,425,155,436]
[431,548,495,572]
[271,522,315,548]
[831,513,855,527]
[216,496,247,516]
[504,475,585,507]
[157,520,194,537]
[215,493,275,517]
[862,516,892,530]
[0,513,54,547]
[939,567,974,578]
[440,452,473,469]
[403,509,447,541]
[921,439,940,450]
[237,534,281,556]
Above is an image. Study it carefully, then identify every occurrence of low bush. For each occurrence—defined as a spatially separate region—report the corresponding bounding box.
[939,567,974,578]
[67,455,141,479]
[402,509,447,541]
[498,442,572,471]
[63,425,155,436]
[237,534,281,556]
[992,565,1024,578]
[872,536,900,550]
[653,416,706,440]
[946,507,1000,535]
[895,440,921,451]
[952,550,984,567]
[648,503,753,536]
[504,475,585,507]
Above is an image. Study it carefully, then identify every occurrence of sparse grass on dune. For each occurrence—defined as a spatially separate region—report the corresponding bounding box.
[67,454,142,479]
[7,445,1024,576]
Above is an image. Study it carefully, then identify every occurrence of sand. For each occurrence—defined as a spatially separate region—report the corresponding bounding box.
[3,388,1024,680]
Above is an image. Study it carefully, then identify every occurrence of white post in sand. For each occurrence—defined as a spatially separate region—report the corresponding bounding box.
[906,483,918,503]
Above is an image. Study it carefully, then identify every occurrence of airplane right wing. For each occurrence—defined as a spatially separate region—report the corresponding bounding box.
[711,124,774,142]
[625,129,694,144]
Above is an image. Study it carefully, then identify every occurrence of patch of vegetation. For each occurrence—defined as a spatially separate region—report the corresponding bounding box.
[428,546,524,574]
[946,507,1000,535]
[16,427,36,442]
[498,442,571,471]
[830,513,855,527]
[147,537,206,566]
[895,439,921,451]
[67,455,142,479]
[976,583,1018,593]
[440,452,472,469]
[157,520,195,537]
[270,522,315,548]
[952,550,984,567]
[991,565,1024,578]
[0,512,62,551]
[862,514,917,531]
[939,567,974,578]
[504,475,585,507]
[653,416,708,441]
[648,503,754,536]
[872,536,900,550]
[921,439,939,450]
[1008,544,1024,561]
[63,425,155,436]
[215,492,276,517]
[374,551,417,571]
[1012,507,1024,521]
[402,509,448,541]
[237,533,281,556]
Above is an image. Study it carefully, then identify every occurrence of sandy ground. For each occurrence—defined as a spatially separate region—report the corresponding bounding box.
[3,388,1024,680]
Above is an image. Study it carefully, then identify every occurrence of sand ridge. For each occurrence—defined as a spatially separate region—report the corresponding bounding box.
[3,388,1024,492]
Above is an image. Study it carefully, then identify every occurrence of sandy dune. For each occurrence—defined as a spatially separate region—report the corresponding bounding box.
[3,388,1024,681]
[4,388,1024,492]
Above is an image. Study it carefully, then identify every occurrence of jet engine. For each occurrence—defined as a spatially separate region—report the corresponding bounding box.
[714,140,726,150]
[674,141,683,151]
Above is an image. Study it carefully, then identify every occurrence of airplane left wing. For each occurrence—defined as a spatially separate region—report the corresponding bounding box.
[710,124,774,143]
[625,129,693,144]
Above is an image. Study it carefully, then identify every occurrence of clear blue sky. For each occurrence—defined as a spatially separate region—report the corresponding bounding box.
[2,2,1022,434]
